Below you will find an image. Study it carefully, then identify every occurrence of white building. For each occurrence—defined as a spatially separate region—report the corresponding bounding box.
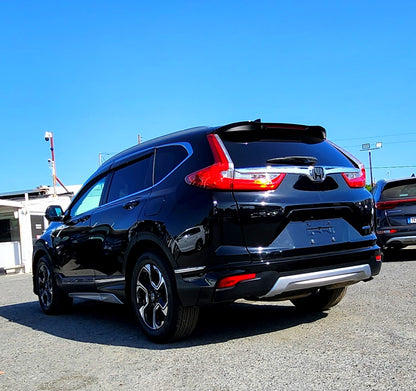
[0,185,81,274]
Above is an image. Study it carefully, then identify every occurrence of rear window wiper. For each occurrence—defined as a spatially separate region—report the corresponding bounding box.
[266,156,318,166]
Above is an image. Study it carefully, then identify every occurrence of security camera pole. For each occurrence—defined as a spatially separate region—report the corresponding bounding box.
[44,132,69,196]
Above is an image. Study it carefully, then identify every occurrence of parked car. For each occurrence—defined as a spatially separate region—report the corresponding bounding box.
[372,177,416,250]
[170,225,206,254]
[33,120,381,342]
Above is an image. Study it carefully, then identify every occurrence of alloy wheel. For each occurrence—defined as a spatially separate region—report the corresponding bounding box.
[135,263,168,330]
[38,263,53,310]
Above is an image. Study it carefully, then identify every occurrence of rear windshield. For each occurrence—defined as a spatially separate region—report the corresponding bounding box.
[221,138,355,169]
[381,180,416,201]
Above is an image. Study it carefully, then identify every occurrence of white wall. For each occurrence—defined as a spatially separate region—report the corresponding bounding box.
[0,190,78,273]
[0,242,21,269]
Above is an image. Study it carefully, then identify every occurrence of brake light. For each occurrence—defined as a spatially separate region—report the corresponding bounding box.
[185,134,286,191]
[376,198,416,210]
[375,201,399,210]
[342,165,366,188]
[217,273,257,289]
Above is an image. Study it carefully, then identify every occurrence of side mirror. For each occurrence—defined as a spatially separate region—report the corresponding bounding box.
[45,205,64,222]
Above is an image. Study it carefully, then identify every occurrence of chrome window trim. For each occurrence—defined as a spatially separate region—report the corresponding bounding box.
[153,142,193,186]
[102,142,193,207]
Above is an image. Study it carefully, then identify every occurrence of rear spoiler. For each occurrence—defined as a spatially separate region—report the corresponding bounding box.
[213,120,327,141]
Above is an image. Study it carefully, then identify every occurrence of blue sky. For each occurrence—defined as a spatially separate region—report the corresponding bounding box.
[1,1,415,193]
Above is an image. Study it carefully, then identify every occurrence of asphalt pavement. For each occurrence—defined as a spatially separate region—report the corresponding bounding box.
[0,250,415,391]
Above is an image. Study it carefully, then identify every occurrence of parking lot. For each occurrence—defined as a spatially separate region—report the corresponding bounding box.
[0,251,415,391]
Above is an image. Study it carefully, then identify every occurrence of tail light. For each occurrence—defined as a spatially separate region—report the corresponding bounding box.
[377,229,397,234]
[376,198,416,210]
[342,165,366,188]
[376,201,399,210]
[185,134,286,191]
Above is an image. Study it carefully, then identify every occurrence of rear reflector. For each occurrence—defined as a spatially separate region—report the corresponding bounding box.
[341,165,366,188]
[185,134,285,191]
[217,273,257,289]
[376,254,382,262]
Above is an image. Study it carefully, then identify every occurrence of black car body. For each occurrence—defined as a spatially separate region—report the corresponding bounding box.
[372,177,416,250]
[33,121,381,342]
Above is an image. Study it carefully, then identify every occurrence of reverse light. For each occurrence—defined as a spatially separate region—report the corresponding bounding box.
[217,273,257,289]
[185,134,286,191]
[342,165,366,188]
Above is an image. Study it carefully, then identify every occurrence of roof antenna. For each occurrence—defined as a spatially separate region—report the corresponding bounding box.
[253,118,261,123]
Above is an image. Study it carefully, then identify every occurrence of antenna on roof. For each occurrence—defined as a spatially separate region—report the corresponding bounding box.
[253,118,261,123]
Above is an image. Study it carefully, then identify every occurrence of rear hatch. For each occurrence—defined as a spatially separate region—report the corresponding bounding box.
[376,179,416,227]
[207,122,374,259]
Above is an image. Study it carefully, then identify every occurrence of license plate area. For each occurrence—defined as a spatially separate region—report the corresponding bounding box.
[270,218,363,249]
[407,217,416,224]
[306,220,336,246]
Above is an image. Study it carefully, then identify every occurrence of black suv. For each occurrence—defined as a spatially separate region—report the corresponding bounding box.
[33,121,381,342]
[372,177,416,250]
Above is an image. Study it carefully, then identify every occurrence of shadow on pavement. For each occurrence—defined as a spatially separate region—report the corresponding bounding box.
[382,247,416,262]
[0,298,326,349]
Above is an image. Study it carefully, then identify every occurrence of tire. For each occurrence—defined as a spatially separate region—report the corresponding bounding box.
[35,256,72,314]
[131,251,199,343]
[195,239,203,252]
[290,287,347,312]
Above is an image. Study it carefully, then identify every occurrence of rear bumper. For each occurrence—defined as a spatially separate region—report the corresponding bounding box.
[260,264,371,298]
[385,236,416,246]
[175,245,382,306]
[377,230,416,248]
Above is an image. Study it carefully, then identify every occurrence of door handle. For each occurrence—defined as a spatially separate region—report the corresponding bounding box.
[70,215,90,225]
[123,199,141,210]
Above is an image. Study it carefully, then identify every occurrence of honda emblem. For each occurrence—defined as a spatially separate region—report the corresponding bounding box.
[310,167,325,182]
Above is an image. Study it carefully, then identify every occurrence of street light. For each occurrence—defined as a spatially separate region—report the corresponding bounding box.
[361,142,383,187]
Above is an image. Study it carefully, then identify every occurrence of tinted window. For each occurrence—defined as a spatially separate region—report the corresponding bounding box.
[71,177,107,217]
[154,145,188,183]
[381,180,416,201]
[107,153,153,202]
[222,139,354,168]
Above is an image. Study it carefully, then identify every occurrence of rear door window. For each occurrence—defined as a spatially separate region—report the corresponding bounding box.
[107,153,154,202]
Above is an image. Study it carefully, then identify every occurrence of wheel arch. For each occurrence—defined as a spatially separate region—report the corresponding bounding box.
[124,234,177,303]
[32,243,53,295]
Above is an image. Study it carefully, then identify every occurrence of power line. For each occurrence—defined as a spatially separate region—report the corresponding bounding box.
[371,165,416,169]
[334,131,416,142]
[341,139,416,149]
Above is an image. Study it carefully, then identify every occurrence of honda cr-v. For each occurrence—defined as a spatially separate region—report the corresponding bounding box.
[33,120,382,342]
